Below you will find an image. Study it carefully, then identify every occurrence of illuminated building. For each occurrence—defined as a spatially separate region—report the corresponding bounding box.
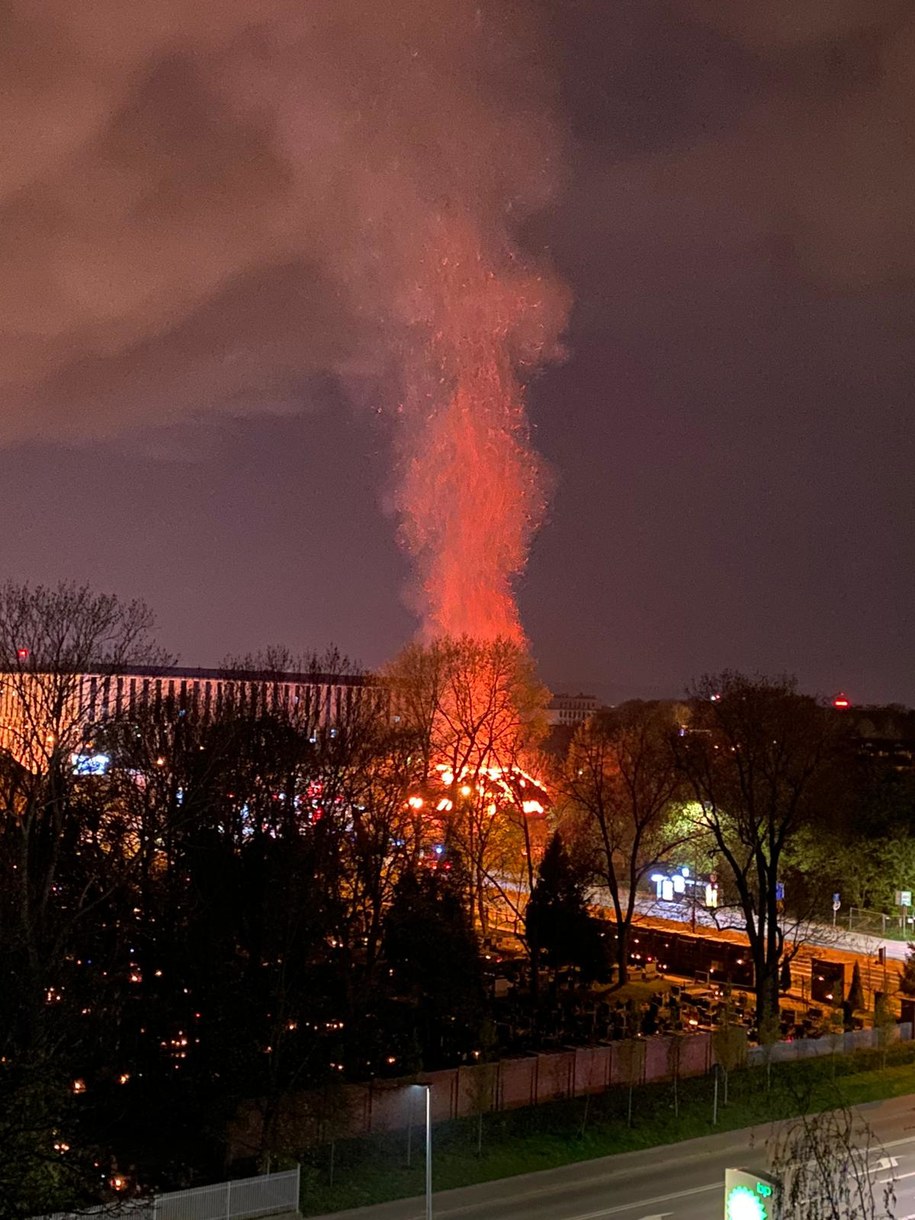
[545,692,598,727]
[75,665,375,725]
[0,664,382,769]
[850,704,915,772]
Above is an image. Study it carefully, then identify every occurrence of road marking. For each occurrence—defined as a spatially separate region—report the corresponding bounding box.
[414,1126,915,1220]
[564,1183,718,1220]
[878,1168,915,1184]
[876,1133,915,1152]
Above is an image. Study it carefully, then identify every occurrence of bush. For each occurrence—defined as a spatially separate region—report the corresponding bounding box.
[900,943,915,997]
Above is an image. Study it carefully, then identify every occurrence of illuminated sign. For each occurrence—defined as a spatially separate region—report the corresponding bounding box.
[724,1169,778,1220]
[71,752,110,776]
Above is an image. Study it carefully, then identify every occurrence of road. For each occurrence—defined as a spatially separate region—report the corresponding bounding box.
[496,877,911,962]
[627,891,910,961]
[309,1096,915,1220]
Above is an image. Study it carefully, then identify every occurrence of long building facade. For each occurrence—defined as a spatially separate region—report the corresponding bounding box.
[0,664,383,769]
[76,665,376,726]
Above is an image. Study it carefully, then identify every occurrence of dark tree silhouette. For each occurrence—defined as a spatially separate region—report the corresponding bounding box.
[900,943,915,997]
[564,702,686,984]
[846,961,865,1011]
[382,862,485,1068]
[525,830,603,980]
[675,672,845,1023]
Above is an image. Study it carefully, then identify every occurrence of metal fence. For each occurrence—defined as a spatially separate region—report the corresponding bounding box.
[747,1022,913,1066]
[847,907,892,936]
[37,1167,300,1220]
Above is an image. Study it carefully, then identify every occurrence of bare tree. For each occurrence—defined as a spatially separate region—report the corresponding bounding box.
[616,1038,646,1128]
[874,993,896,1071]
[385,636,548,936]
[674,672,844,1024]
[474,756,553,948]
[711,988,747,1107]
[340,720,425,975]
[0,582,167,1213]
[563,701,687,985]
[0,581,166,762]
[768,1095,896,1219]
[666,1032,684,1119]
[462,1055,498,1156]
[0,583,167,999]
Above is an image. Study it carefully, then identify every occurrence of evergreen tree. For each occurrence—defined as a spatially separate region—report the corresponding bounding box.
[900,943,915,997]
[847,960,865,1011]
[525,831,604,979]
[382,862,485,1068]
[779,955,792,993]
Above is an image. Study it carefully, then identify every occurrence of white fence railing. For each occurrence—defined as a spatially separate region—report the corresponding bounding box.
[747,1023,913,1066]
[37,1166,300,1220]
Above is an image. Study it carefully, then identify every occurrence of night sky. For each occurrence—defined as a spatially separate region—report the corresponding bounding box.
[3,0,914,705]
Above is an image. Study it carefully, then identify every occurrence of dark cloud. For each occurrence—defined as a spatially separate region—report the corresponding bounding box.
[682,0,909,51]
[30,261,351,436]
[4,0,915,703]
[0,0,563,441]
[555,2,915,292]
[518,0,915,703]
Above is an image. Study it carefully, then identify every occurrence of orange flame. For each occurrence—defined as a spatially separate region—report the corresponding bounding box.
[396,217,567,641]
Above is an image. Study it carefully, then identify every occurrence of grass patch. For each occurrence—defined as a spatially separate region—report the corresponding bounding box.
[298,1042,915,1215]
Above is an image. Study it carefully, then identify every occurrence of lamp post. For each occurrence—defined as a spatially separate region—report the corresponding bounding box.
[413,1083,432,1220]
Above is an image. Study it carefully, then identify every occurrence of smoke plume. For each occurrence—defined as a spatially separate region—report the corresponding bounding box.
[395,214,566,641]
[0,0,568,639]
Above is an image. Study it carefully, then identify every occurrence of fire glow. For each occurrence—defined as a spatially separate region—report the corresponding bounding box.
[409,760,548,821]
[396,219,567,643]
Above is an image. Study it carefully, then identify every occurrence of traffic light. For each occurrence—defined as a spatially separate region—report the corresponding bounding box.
[724,1168,779,1219]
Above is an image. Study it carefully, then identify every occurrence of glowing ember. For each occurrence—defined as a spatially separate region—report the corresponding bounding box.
[388,636,551,902]
[396,218,567,641]
[409,760,549,822]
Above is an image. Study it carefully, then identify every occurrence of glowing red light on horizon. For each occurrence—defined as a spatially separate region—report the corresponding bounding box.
[833,692,851,709]
[16,647,28,660]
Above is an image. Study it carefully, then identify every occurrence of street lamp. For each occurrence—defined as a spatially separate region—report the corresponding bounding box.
[412,1083,432,1220]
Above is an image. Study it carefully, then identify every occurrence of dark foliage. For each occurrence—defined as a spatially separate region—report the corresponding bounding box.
[525,831,604,980]
[382,861,486,1067]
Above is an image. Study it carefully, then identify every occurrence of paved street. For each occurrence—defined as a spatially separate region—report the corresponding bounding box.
[309,1095,915,1220]
[498,878,912,963]
[627,890,910,961]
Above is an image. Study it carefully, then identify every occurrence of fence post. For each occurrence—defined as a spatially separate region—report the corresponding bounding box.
[295,1163,301,1211]
[225,1177,232,1220]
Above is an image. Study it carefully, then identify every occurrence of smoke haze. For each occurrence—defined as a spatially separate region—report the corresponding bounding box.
[1,0,568,637]
[10,1,915,701]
